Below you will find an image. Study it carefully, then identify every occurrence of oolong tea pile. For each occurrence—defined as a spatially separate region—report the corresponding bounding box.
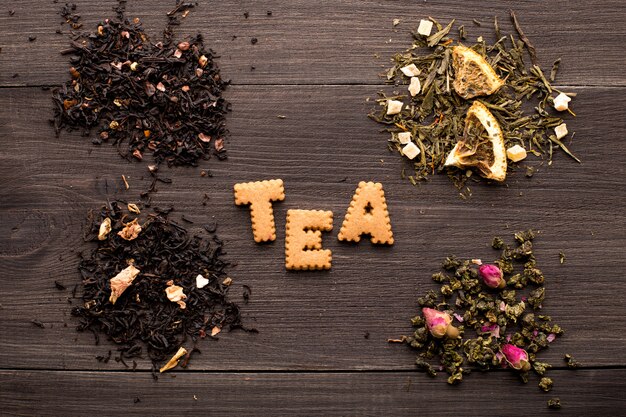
[371,13,580,189]
[390,231,570,402]
[52,2,229,167]
[73,201,248,374]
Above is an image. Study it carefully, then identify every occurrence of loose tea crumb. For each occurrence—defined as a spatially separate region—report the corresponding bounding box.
[547,398,562,409]
[52,1,230,168]
[391,231,571,406]
[564,353,582,368]
[370,13,580,188]
[72,201,253,372]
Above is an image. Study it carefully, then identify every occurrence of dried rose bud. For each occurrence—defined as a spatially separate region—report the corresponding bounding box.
[422,308,459,339]
[177,41,190,51]
[501,344,531,371]
[479,264,505,289]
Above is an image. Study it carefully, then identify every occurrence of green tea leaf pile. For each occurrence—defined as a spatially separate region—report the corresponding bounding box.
[391,231,570,397]
[370,14,580,190]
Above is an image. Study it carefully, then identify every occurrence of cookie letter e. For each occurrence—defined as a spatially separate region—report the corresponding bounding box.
[234,179,285,242]
[285,209,333,270]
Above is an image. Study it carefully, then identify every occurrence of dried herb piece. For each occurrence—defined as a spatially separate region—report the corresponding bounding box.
[72,201,252,372]
[564,353,582,368]
[547,398,562,409]
[52,2,230,168]
[391,231,575,408]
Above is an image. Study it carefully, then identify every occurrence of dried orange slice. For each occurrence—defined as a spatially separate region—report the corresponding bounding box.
[452,45,504,99]
[444,101,507,181]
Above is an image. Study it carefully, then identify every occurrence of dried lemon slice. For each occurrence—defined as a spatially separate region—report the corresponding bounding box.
[452,45,504,99]
[444,101,507,181]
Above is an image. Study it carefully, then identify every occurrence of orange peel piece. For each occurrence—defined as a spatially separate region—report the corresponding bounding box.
[444,101,507,182]
[452,45,504,99]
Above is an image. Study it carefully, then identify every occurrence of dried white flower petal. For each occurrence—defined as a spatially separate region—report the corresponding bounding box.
[397,131,411,144]
[400,64,420,77]
[402,142,421,160]
[386,100,403,115]
[506,144,528,162]
[408,77,421,96]
[554,123,568,140]
[417,19,433,36]
[553,93,571,112]
[159,346,188,373]
[109,265,140,304]
[196,274,209,289]
[98,217,112,241]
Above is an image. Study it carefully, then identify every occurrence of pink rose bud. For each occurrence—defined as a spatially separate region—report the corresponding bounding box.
[479,264,505,289]
[501,344,531,371]
[422,308,459,339]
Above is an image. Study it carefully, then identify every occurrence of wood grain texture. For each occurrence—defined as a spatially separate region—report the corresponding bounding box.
[1,0,625,87]
[1,1,625,412]
[2,369,625,416]
[0,85,624,371]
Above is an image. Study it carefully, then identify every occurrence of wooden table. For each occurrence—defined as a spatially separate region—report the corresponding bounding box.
[1,1,625,415]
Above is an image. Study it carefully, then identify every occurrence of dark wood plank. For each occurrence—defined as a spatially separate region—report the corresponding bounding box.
[1,369,625,416]
[1,0,625,86]
[0,85,624,371]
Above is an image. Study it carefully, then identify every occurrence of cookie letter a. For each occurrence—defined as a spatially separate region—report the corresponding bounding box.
[338,181,394,245]
[234,179,285,242]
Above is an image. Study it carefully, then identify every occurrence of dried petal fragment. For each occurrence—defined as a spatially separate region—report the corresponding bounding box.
[109,265,140,304]
[165,284,187,309]
[98,217,112,240]
[118,218,142,240]
[127,203,140,214]
[196,274,209,289]
[159,346,188,373]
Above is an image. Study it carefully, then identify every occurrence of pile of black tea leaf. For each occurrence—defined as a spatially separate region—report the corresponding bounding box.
[371,13,580,191]
[52,2,229,167]
[390,231,573,406]
[73,201,250,375]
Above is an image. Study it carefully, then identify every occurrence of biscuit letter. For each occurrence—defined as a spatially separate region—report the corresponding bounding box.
[285,209,333,270]
[234,179,285,242]
[338,181,394,244]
